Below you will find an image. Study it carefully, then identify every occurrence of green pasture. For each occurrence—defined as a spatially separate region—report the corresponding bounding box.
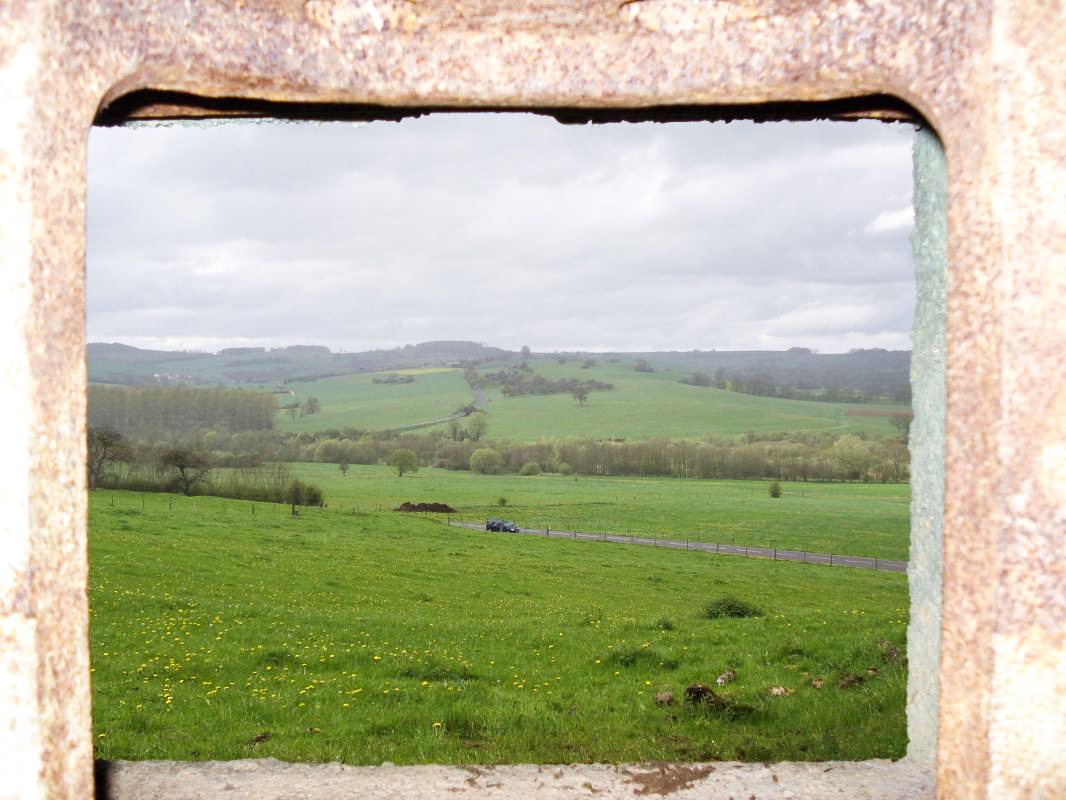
[481,361,906,439]
[281,369,472,433]
[90,490,908,764]
[282,360,907,440]
[292,464,911,561]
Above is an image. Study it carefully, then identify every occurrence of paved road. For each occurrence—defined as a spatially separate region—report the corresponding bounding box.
[448,521,906,573]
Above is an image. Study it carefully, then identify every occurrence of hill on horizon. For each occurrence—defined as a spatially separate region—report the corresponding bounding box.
[88,340,909,399]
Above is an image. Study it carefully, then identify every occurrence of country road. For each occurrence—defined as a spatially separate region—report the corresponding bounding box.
[379,382,487,433]
[447,521,907,573]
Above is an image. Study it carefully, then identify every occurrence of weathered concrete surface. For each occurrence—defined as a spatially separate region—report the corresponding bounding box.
[99,757,933,800]
[907,126,946,774]
[1,0,1065,798]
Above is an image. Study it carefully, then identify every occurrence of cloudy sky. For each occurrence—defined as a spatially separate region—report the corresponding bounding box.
[87,114,915,355]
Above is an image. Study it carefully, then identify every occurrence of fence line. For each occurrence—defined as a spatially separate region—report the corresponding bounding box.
[93,491,906,573]
[446,520,906,573]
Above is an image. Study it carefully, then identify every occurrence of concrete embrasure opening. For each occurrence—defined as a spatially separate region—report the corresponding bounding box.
[86,109,944,799]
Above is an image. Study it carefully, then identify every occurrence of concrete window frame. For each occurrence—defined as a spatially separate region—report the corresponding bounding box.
[1,2,1062,798]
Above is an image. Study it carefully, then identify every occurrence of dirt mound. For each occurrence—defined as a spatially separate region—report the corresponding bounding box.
[394,502,456,513]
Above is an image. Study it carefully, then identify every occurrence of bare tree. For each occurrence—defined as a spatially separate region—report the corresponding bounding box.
[87,427,129,489]
[160,448,211,496]
[572,387,589,406]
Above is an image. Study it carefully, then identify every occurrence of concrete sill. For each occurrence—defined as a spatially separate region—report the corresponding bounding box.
[97,757,933,799]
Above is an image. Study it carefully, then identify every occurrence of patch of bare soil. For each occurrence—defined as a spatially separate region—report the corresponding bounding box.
[394,502,456,513]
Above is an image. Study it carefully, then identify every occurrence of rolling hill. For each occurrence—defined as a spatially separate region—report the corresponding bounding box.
[281,358,907,439]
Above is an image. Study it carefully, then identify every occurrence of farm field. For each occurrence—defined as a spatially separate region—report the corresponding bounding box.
[282,360,908,440]
[89,490,908,765]
[281,369,473,434]
[291,464,911,561]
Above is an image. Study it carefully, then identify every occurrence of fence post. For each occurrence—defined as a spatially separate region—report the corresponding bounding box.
[830,553,834,566]
[803,550,806,564]
[875,558,879,570]
[773,545,777,561]
[716,542,719,554]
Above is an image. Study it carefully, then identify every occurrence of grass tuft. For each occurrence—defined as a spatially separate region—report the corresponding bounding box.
[702,597,763,619]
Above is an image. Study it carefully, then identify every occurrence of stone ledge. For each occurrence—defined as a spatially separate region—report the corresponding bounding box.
[98,757,933,799]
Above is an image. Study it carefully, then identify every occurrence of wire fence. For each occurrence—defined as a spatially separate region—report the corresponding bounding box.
[96,492,906,573]
[446,520,907,573]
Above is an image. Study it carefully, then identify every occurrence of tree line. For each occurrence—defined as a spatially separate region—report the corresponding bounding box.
[680,368,911,404]
[89,428,323,510]
[106,423,908,484]
[89,385,277,438]
[477,367,613,398]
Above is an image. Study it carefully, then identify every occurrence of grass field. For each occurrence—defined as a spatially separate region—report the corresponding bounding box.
[281,361,908,440]
[90,490,908,765]
[291,464,911,561]
[281,369,472,433]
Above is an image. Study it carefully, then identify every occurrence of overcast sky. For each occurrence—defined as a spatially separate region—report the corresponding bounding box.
[87,114,915,355]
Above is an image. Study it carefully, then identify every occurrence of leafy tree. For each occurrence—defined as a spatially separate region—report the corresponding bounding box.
[466,413,488,441]
[160,447,211,496]
[768,480,782,498]
[519,461,541,476]
[304,396,321,415]
[572,386,589,405]
[338,461,349,477]
[830,434,872,481]
[633,358,655,373]
[389,448,419,477]
[448,417,462,441]
[87,427,130,489]
[469,448,503,475]
[520,345,531,358]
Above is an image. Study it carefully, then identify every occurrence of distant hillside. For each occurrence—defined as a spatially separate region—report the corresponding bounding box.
[87,341,511,387]
[621,348,911,402]
[89,341,909,403]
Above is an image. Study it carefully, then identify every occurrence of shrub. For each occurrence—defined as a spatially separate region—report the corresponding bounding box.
[497,496,508,507]
[702,596,763,619]
[519,461,541,476]
[769,480,782,498]
[285,478,325,510]
[557,462,573,475]
[469,448,503,475]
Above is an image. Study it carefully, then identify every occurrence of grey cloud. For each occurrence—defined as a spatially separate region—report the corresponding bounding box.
[88,114,916,354]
